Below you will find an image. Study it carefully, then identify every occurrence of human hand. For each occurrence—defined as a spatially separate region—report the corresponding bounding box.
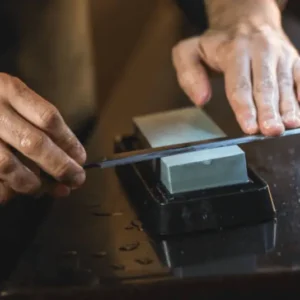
[0,73,86,204]
[172,19,300,136]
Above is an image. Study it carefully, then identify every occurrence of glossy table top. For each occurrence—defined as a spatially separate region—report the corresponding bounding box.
[0,73,300,299]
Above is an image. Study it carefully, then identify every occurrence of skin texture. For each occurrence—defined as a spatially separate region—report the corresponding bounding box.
[0,73,86,204]
[172,0,300,136]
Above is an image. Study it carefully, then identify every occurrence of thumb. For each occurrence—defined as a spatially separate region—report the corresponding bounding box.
[172,37,211,106]
[197,30,228,73]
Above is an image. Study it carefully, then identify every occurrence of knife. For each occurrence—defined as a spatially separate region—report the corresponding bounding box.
[83,128,300,170]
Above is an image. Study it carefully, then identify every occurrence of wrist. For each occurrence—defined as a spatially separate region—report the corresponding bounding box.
[204,0,282,30]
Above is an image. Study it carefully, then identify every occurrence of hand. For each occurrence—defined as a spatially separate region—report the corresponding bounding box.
[172,23,300,136]
[0,73,87,204]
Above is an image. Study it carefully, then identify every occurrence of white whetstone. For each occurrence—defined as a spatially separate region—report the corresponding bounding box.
[133,107,249,194]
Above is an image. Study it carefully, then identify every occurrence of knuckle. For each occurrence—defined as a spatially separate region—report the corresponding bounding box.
[254,78,276,94]
[253,34,275,51]
[228,79,252,109]
[229,38,248,52]
[172,37,200,62]
[260,39,273,51]
[38,106,61,130]
[223,39,249,69]
[0,153,16,174]
[63,135,80,153]
[260,107,278,119]
[278,70,293,88]
[19,131,48,156]
[10,76,29,98]
[244,110,257,120]
[231,98,255,117]
[230,76,252,96]
[52,159,71,180]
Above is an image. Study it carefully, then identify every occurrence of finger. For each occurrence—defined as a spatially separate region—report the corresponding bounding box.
[197,31,228,72]
[278,56,300,128]
[224,46,259,134]
[21,158,71,198]
[0,106,85,188]
[0,140,41,194]
[0,181,14,205]
[36,181,71,199]
[172,37,211,106]
[13,150,41,176]
[293,57,300,102]
[20,155,41,177]
[13,151,64,197]
[252,46,284,136]
[52,183,71,198]
[32,177,71,199]
[4,76,86,165]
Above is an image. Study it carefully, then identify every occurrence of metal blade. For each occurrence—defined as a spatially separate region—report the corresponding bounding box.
[84,128,300,170]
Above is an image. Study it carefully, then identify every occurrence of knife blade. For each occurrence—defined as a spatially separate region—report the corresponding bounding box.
[83,127,300,170]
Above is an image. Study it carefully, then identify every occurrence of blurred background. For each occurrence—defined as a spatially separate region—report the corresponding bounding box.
[0,0,299,142]
[0,0,191,142]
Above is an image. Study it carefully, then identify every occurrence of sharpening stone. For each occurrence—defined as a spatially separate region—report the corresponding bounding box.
[133,107,249,194]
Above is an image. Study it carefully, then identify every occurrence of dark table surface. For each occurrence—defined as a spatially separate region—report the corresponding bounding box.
[2,11,300,296]
[0,73,300,299]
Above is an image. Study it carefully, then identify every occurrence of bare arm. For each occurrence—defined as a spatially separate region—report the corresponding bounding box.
[204,0,282,29]
[172,0,300,136]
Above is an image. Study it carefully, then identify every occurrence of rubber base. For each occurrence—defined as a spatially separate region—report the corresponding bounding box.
[114,135,276,236]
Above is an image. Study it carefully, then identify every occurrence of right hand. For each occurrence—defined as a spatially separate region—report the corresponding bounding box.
[0,73,87,204]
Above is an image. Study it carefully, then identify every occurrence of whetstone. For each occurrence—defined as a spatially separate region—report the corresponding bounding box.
[133,107,249,194]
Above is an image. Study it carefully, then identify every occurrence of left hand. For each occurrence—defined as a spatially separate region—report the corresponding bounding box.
[172,24,300,136]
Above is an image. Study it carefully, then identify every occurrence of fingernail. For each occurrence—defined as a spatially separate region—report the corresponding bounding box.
[72,171,86,187]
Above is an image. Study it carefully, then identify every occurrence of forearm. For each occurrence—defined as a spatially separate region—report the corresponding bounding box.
[204,0,285,29]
